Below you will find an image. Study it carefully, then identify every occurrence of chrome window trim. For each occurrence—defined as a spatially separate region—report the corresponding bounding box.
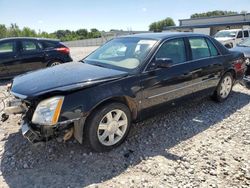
[143,35,224,73]
[143,36,187,72]
[147,77,217,99]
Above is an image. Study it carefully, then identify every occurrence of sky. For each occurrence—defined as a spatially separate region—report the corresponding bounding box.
[0,0,250,33]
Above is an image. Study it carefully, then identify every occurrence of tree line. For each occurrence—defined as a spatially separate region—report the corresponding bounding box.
[149,17,175,32]
[190,10,248,19]
[148,10,248,32]
[0,23,102,41]
[0,10,248,41]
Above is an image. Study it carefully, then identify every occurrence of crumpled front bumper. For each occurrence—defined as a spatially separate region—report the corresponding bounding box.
[6,88,87,144]
[4,99,27,115]
[21,122,41,143]
[20,117,86,144]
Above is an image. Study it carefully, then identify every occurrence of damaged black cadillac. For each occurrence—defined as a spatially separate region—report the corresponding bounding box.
[5,33,247,152]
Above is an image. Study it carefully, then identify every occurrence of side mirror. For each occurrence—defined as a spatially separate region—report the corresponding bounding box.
[155,58,173,68]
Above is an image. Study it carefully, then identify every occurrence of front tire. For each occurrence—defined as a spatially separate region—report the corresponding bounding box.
[85,103,131,152]
[213,72,233,102]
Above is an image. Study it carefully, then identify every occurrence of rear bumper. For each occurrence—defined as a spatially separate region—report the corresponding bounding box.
[243,76,250,89]
[62,55,73,63]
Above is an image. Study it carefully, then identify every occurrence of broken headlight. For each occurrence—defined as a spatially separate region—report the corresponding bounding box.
[32,96,64,126]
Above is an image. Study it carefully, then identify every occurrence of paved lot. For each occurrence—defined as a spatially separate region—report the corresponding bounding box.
[0,51,249,187]
[69,46,99,62]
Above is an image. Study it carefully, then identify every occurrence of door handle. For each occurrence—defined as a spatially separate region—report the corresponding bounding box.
[183,72,192,76]
[190,68,202,74]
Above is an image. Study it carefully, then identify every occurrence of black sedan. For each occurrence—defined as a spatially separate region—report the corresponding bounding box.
[0,37,73,79]
[7,33,246,152]
[231,38,250,88]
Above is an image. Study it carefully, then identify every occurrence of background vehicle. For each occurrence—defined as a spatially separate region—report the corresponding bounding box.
[0,37,73,79]
[7,33,246,152]
[214,29,250,48]
[231,38,250,88]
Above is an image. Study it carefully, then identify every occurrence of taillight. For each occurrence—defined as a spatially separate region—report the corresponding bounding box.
[56,47,70,54]
[233,58,246,73]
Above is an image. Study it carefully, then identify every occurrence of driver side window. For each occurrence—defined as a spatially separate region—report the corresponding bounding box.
[155,38,186,65]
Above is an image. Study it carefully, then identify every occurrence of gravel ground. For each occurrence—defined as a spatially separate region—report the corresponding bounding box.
[0,81,250,187]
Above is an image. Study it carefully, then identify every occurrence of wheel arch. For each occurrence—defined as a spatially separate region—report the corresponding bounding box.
[86,96,138,122]
[223,68,236,80]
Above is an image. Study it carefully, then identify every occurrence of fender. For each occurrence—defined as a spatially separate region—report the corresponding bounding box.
[58,75,141,143]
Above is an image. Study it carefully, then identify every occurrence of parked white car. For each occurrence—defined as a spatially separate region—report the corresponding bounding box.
[214,29,250,48]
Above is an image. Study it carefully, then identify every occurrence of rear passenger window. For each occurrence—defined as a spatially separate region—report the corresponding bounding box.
[37,42,43,49]
[42,41,57,48]
[206,39,219,56]
[0,41,14,53]
[155,38,186,64]
[189,38,210,60]
[244,30,249,38]
[21,41,39,52]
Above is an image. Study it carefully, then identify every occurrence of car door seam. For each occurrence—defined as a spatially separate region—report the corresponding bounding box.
[146,77,216,99]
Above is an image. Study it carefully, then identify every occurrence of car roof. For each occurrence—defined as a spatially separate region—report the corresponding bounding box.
[0,37,59,42]
[119,32,208,40]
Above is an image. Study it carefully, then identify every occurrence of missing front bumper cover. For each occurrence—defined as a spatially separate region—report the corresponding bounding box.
[21,122,40,143]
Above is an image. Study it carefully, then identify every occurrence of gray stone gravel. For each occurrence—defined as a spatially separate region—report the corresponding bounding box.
[0,82,249,188]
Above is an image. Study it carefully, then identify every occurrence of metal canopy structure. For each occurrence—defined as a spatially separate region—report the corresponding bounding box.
[164,13,250,35]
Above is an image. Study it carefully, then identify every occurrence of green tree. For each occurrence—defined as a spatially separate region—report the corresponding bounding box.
[76,29,88,39]
[21,27,37,37]
[0,24,7,38]
[89,28,101,38]
[0,23,102,41]
[149,17,175,32]
[190,10,238,18]
[8,23,21,37]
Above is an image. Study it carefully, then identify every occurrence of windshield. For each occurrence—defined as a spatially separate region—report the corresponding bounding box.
[238,38,250,47]
[85,38,157,71]
[215,31,236,38]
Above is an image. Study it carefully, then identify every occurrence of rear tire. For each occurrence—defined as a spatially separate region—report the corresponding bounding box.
[212,72,233,102]
[85,102,131,152]
[47,60,62,67]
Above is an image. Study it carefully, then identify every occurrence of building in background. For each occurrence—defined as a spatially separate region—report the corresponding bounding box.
[164,13,250,36]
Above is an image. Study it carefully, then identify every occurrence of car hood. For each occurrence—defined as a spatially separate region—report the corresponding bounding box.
[215,37,233,42]
[231,46,250,58]
[11,62,128,99]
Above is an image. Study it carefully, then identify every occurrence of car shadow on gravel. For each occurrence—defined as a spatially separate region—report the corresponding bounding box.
[1,89,250,187]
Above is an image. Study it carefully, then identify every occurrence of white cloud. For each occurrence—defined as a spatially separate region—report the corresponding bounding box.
[38,20,43,24]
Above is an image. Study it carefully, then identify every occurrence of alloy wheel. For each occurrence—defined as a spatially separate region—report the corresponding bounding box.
[219,75,232,99]
[50,62,61,66]
[97,109,128,146]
